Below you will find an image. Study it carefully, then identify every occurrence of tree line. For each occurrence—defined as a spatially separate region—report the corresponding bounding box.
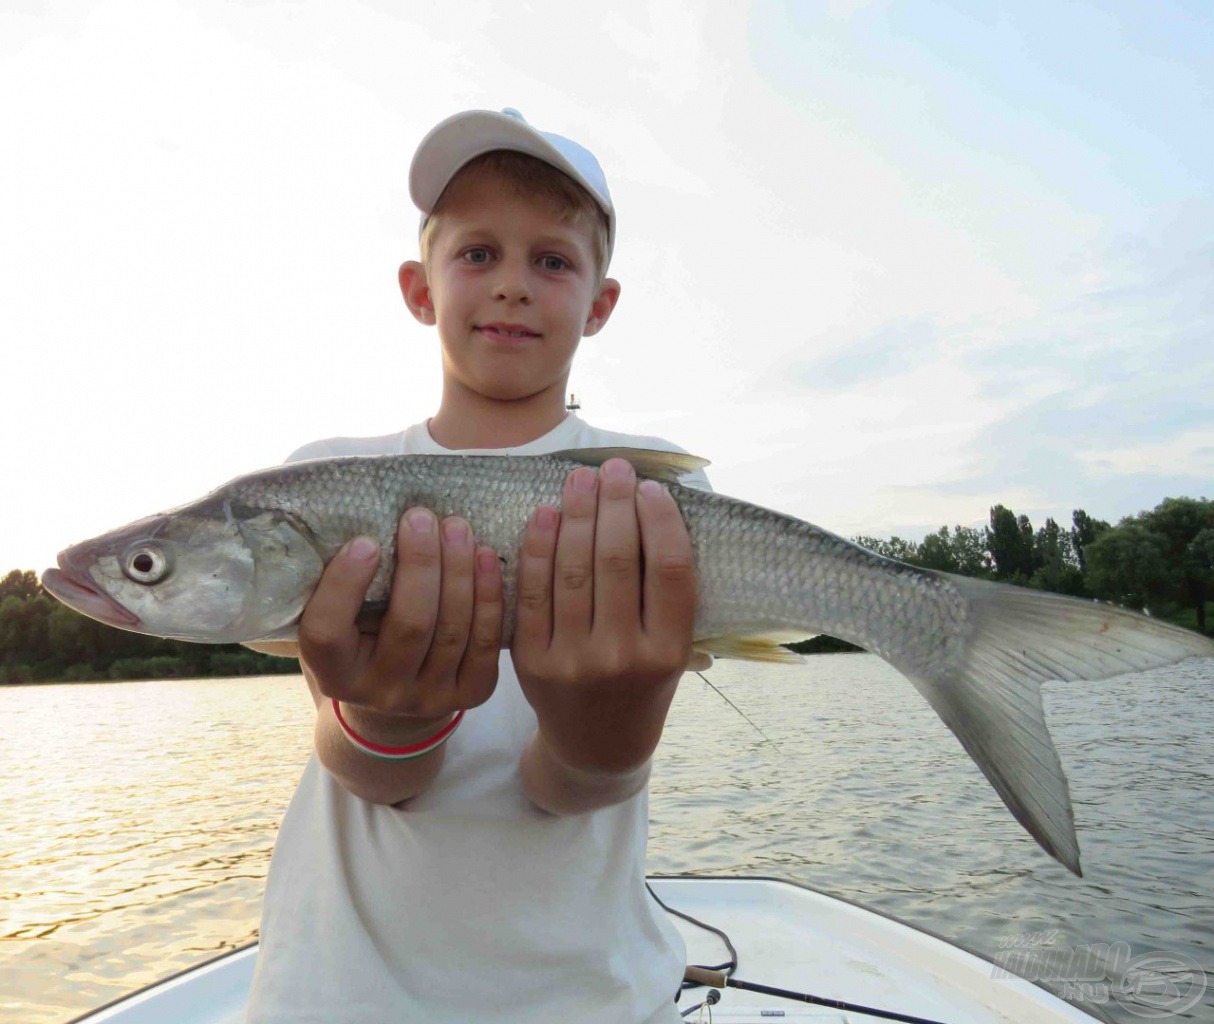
[0,569,296,684]
[3,494,1211,681]
[792,496,1212,654]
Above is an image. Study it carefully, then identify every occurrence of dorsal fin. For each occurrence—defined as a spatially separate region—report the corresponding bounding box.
[552,447,710,483]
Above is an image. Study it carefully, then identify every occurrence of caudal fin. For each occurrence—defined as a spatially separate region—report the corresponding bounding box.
[900,575,1214,876]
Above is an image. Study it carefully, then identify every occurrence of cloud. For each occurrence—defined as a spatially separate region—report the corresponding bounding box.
[914,215,1214,522]
[786,317,939,390]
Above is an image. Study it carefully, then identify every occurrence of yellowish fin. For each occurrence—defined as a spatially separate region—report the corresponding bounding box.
[694,632,809,664]
[553,447,710,483]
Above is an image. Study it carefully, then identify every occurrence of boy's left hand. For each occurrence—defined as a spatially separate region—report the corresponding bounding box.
[511,458,696,777]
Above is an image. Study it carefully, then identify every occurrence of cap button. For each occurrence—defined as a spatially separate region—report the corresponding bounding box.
[501,107,525,120]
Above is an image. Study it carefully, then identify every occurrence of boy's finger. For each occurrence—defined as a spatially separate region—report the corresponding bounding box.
[417,517,477,687]
[552,467,598,637]
[298,536,381,697]
[457,545,504,708]
[371,508,442,682]
[593,458,641,634]
[636,480,697,652]
[513,505,559,653]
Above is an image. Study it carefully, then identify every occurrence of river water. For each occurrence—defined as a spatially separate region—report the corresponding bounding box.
[3,655,1212,1023]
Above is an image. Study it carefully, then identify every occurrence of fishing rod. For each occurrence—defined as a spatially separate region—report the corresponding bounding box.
[651,886,955,1024]
[682,965,956,1024]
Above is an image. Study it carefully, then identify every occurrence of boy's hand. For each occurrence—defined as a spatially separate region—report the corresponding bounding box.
[511,459,696,780]
[298,510,504,744]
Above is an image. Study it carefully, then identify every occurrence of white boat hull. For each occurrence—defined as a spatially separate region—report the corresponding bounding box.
[69,876,1105,1024]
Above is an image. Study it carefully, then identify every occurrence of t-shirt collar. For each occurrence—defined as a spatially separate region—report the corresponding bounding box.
[409,412,583,456]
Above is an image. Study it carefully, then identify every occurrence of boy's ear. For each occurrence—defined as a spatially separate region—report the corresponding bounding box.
[583,278,621,338]
[398,261,435,325]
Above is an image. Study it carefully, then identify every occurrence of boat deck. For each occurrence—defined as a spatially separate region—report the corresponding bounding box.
[71,876,1104,1024]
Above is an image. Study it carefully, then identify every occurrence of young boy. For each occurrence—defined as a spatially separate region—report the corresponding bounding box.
[246,108,710,1023]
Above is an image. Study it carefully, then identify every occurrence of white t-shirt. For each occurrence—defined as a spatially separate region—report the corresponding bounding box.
[247,414,710,1024]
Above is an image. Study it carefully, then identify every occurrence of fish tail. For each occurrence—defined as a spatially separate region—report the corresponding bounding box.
[896,574,1214,876]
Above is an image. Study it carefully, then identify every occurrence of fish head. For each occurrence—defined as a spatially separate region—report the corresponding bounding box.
[41,501,325,644]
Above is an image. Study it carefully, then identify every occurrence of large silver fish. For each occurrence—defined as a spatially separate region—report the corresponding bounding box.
[42,448,1214,875]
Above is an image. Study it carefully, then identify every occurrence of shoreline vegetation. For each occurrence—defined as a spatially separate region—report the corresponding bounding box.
[5,497,1211,684]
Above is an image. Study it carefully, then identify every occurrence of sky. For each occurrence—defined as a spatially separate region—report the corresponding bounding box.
[3,0,1211,573]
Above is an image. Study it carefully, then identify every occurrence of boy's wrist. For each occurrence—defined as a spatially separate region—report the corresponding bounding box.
[333,701,456,749]
[530,703,665,777]
[520,728,651,815]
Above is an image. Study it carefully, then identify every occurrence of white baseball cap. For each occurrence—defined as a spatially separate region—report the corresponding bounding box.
[409,108,615,264]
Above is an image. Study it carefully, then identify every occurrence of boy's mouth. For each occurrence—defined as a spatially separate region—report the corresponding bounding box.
[477,323,540,341]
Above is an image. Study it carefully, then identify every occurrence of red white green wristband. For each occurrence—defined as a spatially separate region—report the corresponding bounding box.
[331,699,464,761]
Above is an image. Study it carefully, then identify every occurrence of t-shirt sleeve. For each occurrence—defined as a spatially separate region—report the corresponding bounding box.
[284,439,337,464]
[677,464,712,493]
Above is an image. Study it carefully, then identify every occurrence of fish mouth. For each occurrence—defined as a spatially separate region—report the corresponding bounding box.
[41,553,140,630]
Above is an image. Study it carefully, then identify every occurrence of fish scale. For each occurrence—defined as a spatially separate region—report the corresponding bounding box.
[41,447,1214,876]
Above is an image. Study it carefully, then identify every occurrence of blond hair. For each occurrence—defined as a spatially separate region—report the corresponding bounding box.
[419,150,611,283]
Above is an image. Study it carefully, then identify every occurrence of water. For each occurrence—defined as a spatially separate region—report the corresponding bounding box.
[3,656,1212,1023]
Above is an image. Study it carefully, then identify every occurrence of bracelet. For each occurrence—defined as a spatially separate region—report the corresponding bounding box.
[331,699,464,760]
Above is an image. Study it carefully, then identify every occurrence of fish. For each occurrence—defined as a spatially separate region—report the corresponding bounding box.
[41,447,1214,875]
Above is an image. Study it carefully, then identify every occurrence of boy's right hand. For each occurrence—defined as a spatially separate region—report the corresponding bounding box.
[297,509,504,740]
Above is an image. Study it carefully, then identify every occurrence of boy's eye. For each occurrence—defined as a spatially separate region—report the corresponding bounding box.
[463,248,491,264]
[539,254,568,272]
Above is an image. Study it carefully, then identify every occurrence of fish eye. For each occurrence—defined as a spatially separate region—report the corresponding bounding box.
[123,546,169,585]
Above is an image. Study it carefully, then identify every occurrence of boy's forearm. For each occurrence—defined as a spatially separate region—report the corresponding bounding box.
[519,728,651,815]
[303,662,450,806]
[314,698,450,805]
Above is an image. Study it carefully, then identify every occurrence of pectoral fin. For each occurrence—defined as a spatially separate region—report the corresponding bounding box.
[694,632,808,664]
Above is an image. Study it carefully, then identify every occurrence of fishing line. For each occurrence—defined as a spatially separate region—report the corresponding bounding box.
[693,670,779,751]
[647,882,737,979]
[678,989,719,1020]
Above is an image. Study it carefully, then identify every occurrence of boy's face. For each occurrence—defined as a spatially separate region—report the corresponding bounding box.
[403,171,618,406]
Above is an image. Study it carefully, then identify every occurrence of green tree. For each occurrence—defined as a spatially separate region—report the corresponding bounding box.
[0,569,41,602]
[47,604,109,665]
[1186,527,1214,631]
[949,526,993,578]
[1070,509,1110,579]
[987,505,1031,583]
[1084,522,1172,611]
[0,594,55,668]
[854,535,920,563]
[916,527,957,573]
[1138,498,1214,632]
[1030,517,1084,595]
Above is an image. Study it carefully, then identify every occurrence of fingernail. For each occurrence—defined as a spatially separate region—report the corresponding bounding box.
[347,536,379,561]
[571,467,596,494]
[535,506,559,531]
[476,548,499,572]
[638,479,665,499]
[603,458,633,481]
[443,519,469,544]
[406,509,435,533]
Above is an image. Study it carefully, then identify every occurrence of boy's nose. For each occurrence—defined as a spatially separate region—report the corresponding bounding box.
[493,268,532,304]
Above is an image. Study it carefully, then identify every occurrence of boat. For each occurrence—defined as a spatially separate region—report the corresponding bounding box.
[68,875,1107,1023]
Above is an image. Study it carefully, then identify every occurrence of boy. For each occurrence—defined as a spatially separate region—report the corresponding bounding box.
[246,108,709,1023]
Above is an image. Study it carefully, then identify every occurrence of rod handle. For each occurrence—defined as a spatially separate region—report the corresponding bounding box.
[684,966,728,987]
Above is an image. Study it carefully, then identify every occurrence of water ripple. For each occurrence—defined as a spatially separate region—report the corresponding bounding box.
[4,657,1212,1023]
